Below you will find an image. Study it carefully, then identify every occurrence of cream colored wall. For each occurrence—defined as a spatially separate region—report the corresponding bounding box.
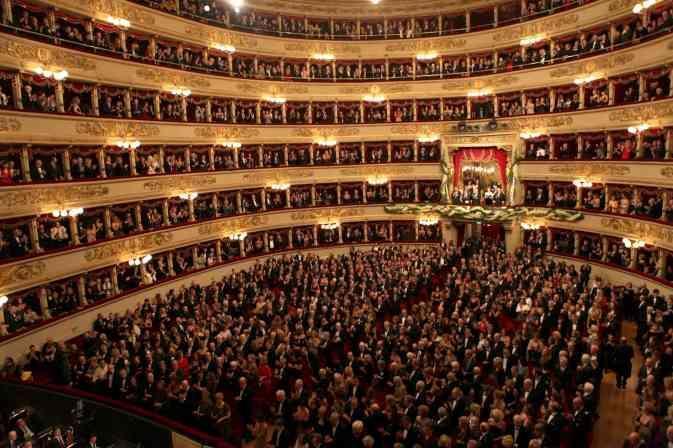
[0,243,436,361]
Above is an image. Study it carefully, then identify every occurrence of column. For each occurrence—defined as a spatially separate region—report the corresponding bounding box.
[607,133,614,159]
[363,223,369,242]
[187,197,196,222]
[78,276,87,305]
[546,228,553,251]
[666,129,672,159]
[338,225,343,244]
[39,288,50,319]
[658,248,667,278]
[601,237,608,262]
[504,222,522,254]
[167,253,175,277]
[91,86,100,116]
[313,226,319,247]
[134,204,143,231]
[288,229,293,249]
[69,216,80,245]
[162,199,170,226]
[104,208,113,238]
[608,80,616,106]
[110,266,120,295]
[1,0,12,24]
[578,84,585,110]
[629,247,638,270]
[21,146,31,182]
[206,99,212,123]
[239,239,246,257]
[576,135,583,160]
[573,233,580,256]
[636,132,645,158]
[442,221,457,245]
[55,81,65,113]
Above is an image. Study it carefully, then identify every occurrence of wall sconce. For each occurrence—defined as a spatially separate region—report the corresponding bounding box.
[106,15,130,28]
[33,66,68,81]
[129,254,153,266]
[417,134,440,143]
[178,192,199,200]
[170,87,192,97]
[627,123,650,134]
[370,0,381,4]
[519,34,546,47]
[228,0,244,13]
[52,207,83,218]
[521,222,541,230]
[219,141,241,149]
[270,182,290,191]
[467,88,492,97]
[416,52,438,61]
[419,215,439,226]
[212,43,236,53]
[321,222,339,230]
[573,72,603,85]
[0,295,7,308]
[363,87,386,103]
[263,95,287,104]
[315,138,337,147]
[572,179,593,188]
[311,53,335,61]
[622,237,646,249]
[227,231,247,241]
[519,131,543,139]
[633,0,658,13]
[116,140,141,149]
[367,175,388,186]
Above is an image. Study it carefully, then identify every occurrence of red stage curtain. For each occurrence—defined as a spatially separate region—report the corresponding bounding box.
[452,147,508,187]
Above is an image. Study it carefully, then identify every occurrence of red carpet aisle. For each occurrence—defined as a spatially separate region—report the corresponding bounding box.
[592,322,643,448]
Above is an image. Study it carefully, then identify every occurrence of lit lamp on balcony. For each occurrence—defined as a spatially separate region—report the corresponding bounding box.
[219,141,242,149]
[622,237,646,249]
[116,140,141,149]
[363,86,386,103]
[521,222,541,230]
[627,123,650,135]
[129,254,153,266]
[227,231,247,241]
[633,0,658,13]
[51,207,84,218]
[519,34,546,47]
[370,0,381,4]
[311,53,336,61]
[467,88,492,98]
[228,0,245,13]
[418,214,439,226]
[270,182,290,191]
[106,15,130,28]
[263,94,287,104]
[417,133,440,143]
[178,192,199,200]
[573,72,604,85]
[519,130,543,140]
[416,52,438,61]
[321,222,339,230]
[212,43,236,53]
[0,295,7,308]
[314,137,337,147]
[33,66,68,81]
[367,175,388,186]
[572,179,593,188]
[169,86,192,97]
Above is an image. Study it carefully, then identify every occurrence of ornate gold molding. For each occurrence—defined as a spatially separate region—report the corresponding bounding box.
[236,83,310,95]
[193,127,261,139]
[549,53,635,78]
[283,42,362,55]
[197,215,269,236]
[442,76,519,91]
[136,69,211,89]
[443,134,516,145]
[291,127,360,138]
[75,121,160,137]
[83,233,174,262]
[601,217,673,244]
[608,103,673,122]
[608,0,638,11]
[87,0,156,25]
[662,167,673,178]
[548,164,631,177]
[143,176,217,193]
[0,261,46,290]
[384,38,467,53]
[0,185,109,209]
[339,166,414,176]
[509,116,573,130]
[492,14,579,42]
[183,27,258,49]
[290,208,366,221]
[0,37,96,71]
[241,169,315,182]
[395,124,448,135]
[0,117,21,133]
[337,85,412,95]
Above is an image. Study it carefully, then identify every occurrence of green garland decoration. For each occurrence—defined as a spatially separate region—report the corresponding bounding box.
[384,203,584,223]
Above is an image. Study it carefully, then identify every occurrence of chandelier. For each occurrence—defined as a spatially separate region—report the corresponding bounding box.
[573,72,603,85]
[521,222,541,230]
[419,215,439,226]
[363,86,386,103]
[416,52,438,61]
[128,254,153,266]
[212,43,236,53]
[33,66,68,81]
[263,95,287,104]
[311,53,335,61]
[633,0,658,13]
[219,141,242,149]
[519,34,545,47]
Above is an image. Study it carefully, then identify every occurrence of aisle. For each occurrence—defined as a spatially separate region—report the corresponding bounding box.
[592,322,643,447]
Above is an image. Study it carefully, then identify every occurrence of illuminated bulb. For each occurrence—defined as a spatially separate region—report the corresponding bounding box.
[623,238,646,249]
[0,295,7,308]
[416,52,438,61]
[170,87,191,97]
[419,215,439,226]
[467,89,492,97]
[228,0,244,13]
[203,4,210,11]
[370,0,381,3]
[270,182,290,191]
[520,131,542,140]
[116,140,141,149]
[311,53,336,61]
[178,192,199,200]
[627,123,650,134]
[520,34,545,47]
[521,222,541,230]
[228,231,247,241]
[219,141,242,149]
[572,179,593,188]
[367,175,388,186]
[141,254,153,264]
[632,3,644,12]
[417,134,440,143]
[315,138,337,147]
[213,43,236,53]
[321,222,339,230]
[106,16,130,28]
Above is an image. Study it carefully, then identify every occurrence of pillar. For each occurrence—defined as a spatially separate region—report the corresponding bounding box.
[504,222,522,254]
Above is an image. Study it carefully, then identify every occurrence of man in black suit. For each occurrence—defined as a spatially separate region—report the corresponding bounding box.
[270,418,290,448]
[511,414,530,448]
[614,337,635,389]
[85,435,98,448]
[323,412,347,447]
[543,402,565,448]
[569,397,592,448]
[235,377,253,424]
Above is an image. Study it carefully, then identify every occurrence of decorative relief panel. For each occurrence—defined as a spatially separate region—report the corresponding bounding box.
[83,233,174,263]
[87,0,156,25]
[0,261,46,291]
[143,176,218,193]
[548,164,631,177]
[197,215,269,236]
[0,37,96,71]
[236,83,310,95]
[290,208,366,221]
[608,103,673,122]
[443,134,517,145]
[136,69,211,89]
[182,27,258,49]
[283,42,362,56]
[0,117,21,133]
[492,14,579,42]
[395,124,449,135]
[601,217,673,244]
[241,169,315,182]
[508,116,574,130]
[75,121,161,137]
[0,185,109,209]
[662,167,673,178]
[384,38,467,53]
[193,127,261,139]
[608,0,639,11]
[291,127,360,138]
[339,166,414,176]
[442,76,519,91]
[549,53,635,78]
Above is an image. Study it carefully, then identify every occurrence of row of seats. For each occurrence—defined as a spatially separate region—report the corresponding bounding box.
[2,0,672,81]
[0,141,440,185]
[0,220,441,336]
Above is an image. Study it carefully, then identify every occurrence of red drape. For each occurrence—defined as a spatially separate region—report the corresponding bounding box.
[452,147,508,187]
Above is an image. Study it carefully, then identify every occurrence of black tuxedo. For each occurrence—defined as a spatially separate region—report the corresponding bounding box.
[512,425,530,448]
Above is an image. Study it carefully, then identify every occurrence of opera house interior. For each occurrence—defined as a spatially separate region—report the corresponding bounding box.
[0,0,673,446]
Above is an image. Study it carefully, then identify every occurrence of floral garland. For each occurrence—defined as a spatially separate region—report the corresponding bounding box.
[384,203,584,223]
